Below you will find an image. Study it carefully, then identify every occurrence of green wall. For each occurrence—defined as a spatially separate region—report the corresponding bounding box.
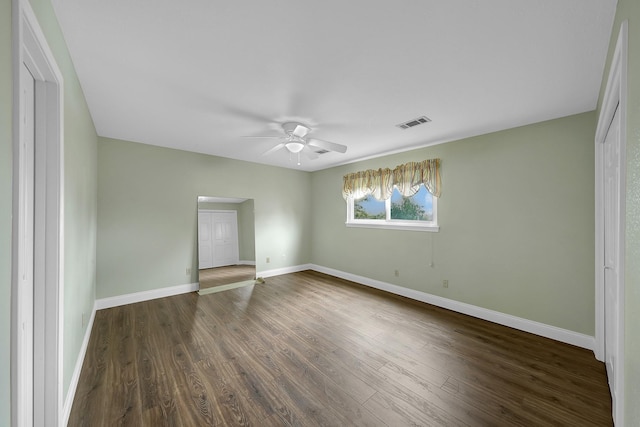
[197,199,256,262]
[97,137,311,299]
[598,0,640,422]
[238,199,256,262]
[311,112,596,334]
[0,0,13,424]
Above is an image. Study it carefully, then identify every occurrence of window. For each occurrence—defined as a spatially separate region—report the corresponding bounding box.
[342,159,441,231]
[347,184,438,231]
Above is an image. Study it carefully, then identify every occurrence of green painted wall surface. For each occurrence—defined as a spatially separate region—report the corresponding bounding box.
[238,199,256,262]
[598,0,640,422]
[97,138,310,299]
[311,112,596,334]
[25,0,99,405]
[0,0,13,424]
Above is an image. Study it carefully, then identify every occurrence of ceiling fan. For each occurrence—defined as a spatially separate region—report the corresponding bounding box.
[245,122,347,164]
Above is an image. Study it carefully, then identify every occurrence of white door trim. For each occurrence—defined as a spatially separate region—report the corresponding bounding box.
[11,0,65,425]
[594,20,627,426]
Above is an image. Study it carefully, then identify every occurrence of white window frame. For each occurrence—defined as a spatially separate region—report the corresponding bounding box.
[346,186,439,232]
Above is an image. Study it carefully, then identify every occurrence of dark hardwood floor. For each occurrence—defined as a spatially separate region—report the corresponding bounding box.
[68,271,612,426]
[199,264,256,289]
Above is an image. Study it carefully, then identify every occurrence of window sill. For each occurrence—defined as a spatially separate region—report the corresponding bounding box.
[345,221,440,232]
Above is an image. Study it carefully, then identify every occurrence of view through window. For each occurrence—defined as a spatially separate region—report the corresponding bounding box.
[349,184,437,230]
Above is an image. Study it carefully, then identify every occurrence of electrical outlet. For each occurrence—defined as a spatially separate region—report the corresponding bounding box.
[443,279,449,288]
[394,269,399,277]
[266,257,270,263]
[186,267,191,275]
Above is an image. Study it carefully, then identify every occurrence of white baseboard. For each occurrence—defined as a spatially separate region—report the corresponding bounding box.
[239,260,256,266]
[62,302,97,426]
[257,263,312,279]
[95,282,199,310]
[309,264,595,351]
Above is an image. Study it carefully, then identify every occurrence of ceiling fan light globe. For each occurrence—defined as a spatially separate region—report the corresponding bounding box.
[285,141,305,153]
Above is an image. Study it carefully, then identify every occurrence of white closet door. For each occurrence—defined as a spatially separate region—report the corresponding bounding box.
[211,212,239,268]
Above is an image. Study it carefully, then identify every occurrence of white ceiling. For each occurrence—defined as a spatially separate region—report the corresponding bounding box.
[52,0,617,172]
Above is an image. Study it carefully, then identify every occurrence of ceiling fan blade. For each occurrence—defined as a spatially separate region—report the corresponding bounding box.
[303,146,319,160]
[308,138,347,154]
[292,124,310,138]
[262,143,286,156]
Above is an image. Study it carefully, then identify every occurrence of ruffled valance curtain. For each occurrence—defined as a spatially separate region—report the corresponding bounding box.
[342,159,441,200]
[341,168,393,201]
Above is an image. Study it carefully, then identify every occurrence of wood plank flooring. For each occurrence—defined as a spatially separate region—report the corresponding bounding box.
[68,271,612,426]
[199,265,256,289]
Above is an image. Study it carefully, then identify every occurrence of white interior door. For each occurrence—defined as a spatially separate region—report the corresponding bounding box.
[211,212,239,268]
[198,212,214,269]
[603,105,621,404]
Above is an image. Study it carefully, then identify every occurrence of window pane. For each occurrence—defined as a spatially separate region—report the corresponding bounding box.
[353,195,386,219]
[390,185,433,221]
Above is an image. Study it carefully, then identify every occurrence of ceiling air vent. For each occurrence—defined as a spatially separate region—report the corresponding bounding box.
[396,116,431,130]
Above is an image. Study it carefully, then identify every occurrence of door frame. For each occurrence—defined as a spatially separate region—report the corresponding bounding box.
[11,0,64,425]
[197,211,214,269]
[594,20,627,425]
